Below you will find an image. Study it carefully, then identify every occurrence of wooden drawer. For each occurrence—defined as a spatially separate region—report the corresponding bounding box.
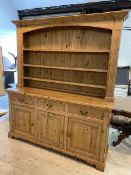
[68,104,104,120]
[37,98,65,112]
[11,94,37,106]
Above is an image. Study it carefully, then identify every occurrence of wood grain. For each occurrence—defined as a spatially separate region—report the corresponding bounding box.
[8,10,128,172]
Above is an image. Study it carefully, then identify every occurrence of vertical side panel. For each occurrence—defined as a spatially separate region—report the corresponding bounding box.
[99,111,110,162]
[105,19,123,101]
[17,26,24,87]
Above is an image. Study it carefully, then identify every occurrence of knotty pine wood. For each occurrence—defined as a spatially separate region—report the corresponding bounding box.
[7,87,111,171]
[24,79,106,98]
[13,11,128,100]
[7,87,113,110]
[23,52,109,70]
[22,26,110,97]
[8,10,128,171]
[23,26,112,50]
[13,10,128,27]
[105,22,123,101]
[24,67,107,85]
[17,26,24,88]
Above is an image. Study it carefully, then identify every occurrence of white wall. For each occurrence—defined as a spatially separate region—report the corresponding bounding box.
[0,0,17,31]
[0,32,17,65]
[119,11,131,66]
[0,0,17,65]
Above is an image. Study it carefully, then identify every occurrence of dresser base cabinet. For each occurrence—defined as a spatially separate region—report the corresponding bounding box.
[8,88,112,171]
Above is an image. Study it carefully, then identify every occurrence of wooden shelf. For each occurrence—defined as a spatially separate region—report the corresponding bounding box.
[23,48,110,53]
[24,77,106,89]
[21,20,115,98]
[23,64,108,73]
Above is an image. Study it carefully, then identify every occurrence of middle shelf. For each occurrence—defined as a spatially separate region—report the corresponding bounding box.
[23,48,110,53]
[23,64,108,73]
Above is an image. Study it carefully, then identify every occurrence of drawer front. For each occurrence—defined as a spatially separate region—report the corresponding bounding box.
[37,98,65,112]
[11,94,37,106]
[68,104,104,120]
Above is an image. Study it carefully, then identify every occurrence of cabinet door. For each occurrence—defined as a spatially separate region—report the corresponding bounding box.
[37,111,64,148]
[11,104,35,139]
[67,116,102,160]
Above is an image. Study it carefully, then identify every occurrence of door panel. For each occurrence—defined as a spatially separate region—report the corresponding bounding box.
[67,116,102,160]
[11,104,35,139]
[71,122,92,152]
[37,111,64,148]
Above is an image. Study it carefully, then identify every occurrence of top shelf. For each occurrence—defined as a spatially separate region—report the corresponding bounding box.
[23,48,110,53]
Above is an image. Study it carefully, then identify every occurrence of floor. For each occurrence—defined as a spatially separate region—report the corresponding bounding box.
[0,95,8,110]
[0,83,15,112]
[0,113,131,175]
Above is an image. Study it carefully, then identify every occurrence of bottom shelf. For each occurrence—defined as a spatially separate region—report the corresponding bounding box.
[24,79,105,98]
